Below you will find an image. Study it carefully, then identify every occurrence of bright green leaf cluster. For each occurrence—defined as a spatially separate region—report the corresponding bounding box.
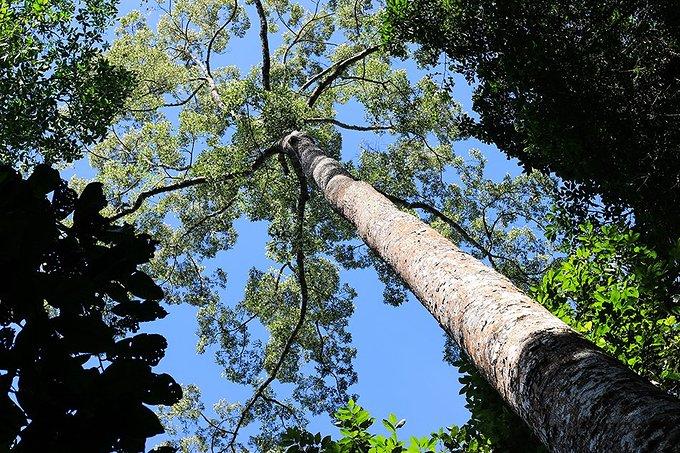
[533,223,680,393]
[281,400,461,453]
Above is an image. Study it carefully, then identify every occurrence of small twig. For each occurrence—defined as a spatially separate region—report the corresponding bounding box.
[130,80,207,112]
[180,194,239,238]
[314,319,344,400]
[261,394,298,417]
[281,4,331,66]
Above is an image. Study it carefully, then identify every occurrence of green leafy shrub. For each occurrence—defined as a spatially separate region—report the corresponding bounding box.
[534,223,680,393]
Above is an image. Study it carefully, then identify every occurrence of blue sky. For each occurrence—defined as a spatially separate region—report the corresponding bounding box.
[74,1,528,445]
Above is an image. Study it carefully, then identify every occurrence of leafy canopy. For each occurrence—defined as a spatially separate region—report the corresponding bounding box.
[0,0,134,166]
[383,0,680,247]
[534,222,680,394]
[94,0,556,449]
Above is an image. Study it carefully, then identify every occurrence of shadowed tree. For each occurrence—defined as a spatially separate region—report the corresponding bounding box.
[0,165,182,452]
[0,3,183,451]
[382,0,680,249]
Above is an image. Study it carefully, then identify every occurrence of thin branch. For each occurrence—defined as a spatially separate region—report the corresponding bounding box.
[225,143,310,453]
[304,117,393,132]
[225,313,258,335]
[194,55,229,112]
[110,127,192,175]
[376,189,498,270]
[200,412,233,453]
[253,0,271,90]
[180,194,238,238]
[130,80,207,112]
[380,190,537,286]
[206,0,239,79]
[338,74,390,87]
[301,45,380,107]
[274,261,292,292]
[281,5,331,65]
[200,412,233,437]
[107,145,279,222]
[314,320,344,400]
[261,394,297,417]
[108,177,208,223]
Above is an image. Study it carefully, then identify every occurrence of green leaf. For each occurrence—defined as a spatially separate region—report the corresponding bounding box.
[382,418,395,433]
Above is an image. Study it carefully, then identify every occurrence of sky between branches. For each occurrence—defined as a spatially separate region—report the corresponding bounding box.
[65,0,553,447]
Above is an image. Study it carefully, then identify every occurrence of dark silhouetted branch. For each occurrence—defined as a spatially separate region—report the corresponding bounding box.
[253,0,271,90]
[206,0,239,79]
[304,117,392,131]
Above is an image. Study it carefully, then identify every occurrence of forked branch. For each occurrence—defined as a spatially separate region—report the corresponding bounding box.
[107,146,279,222]
[302,45,380,107]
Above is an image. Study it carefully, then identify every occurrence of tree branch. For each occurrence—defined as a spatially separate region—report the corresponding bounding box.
[130,80,207,112]
[314,320,344,401]
[302,45,380,107]
[180,194,238,238]
[107,145,279,222]
[206,0,239,79]
[381,190,539,286]
[224,146,309,453]
[261,394,298,417]
[281,4,331,66]
[376,189,499,270]
[304,117,392,131]
[253,0,271,91]
[107,177,208,223]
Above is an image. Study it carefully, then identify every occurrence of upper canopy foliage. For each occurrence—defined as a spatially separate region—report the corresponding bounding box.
[0,0,134,166]
[383,0,680,247]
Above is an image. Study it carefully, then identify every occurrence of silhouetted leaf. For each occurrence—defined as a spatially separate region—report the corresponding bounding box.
[112,300,168,322]
[76,182,107,214]
[113,334,167,366]
[26,164,60,195]
[126,271,164,300]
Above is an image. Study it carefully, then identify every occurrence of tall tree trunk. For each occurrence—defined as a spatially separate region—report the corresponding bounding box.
[282,131,680,452]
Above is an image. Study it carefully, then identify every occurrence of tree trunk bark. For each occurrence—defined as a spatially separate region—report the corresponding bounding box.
[282,131,680,452]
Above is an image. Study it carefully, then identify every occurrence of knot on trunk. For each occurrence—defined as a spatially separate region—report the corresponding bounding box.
[280,130,311,157]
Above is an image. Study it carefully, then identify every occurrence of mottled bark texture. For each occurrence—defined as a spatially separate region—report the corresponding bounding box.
[282,131,680,452]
